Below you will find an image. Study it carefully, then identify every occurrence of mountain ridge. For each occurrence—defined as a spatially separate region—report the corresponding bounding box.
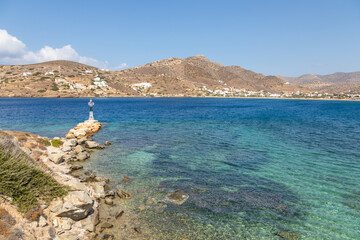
[0,56,358,98]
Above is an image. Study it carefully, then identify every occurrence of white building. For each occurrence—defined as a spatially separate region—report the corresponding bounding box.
[85,70,93,74]
[45,71,54,75]
[22,72,32,76]
[94,81,108,87]
[94,77,101,82]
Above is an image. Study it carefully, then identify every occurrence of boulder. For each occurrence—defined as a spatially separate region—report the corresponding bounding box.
[95,176,110,183]
[77,137,87,145]
[70,164,83,171]
[85,141,100,149]
[77,151,90,161]
[74,145,85,154]
[62,142,73,152]
[91,183,106,199]
[104,141,111,146]
[56,191,93,221]
[48,152,64,164]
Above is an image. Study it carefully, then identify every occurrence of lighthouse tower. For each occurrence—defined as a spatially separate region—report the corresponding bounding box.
[88,99,94,120]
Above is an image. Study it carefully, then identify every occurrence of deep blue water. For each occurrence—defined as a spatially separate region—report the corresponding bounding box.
[1,98,360,239]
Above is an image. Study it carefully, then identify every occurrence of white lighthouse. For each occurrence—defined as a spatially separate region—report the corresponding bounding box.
[88,99,94,120]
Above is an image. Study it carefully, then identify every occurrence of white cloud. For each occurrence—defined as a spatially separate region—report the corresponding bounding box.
[115,63,129,70]
[0,29,26,57]
[0,29,120,69]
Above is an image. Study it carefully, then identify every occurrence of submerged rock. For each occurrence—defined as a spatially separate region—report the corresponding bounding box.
[100,222,113,232]
[104,141,111,146]
[166,190,189,205]
[116,190,131,199]
[122,176,131,182]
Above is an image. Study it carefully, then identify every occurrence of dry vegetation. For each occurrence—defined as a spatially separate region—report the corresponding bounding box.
[0,130,68,212]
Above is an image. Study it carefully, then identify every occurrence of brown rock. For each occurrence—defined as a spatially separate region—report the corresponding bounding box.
[116,190,131,199]
[104,198,113,205]
[100,222,113,232]
[115,210,124,219]
[104,141,111,146]
[122,176,131,182]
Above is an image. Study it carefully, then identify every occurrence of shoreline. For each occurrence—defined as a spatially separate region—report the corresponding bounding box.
[0,119,137,239]
[0,96,359,102]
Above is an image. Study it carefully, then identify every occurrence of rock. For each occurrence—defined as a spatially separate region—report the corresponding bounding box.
[134,227,141,233]
[166,190,189,205]
[70,164,83,171]
[77,151,90,161]
[39,215,48,227]
[100,222,113,232]
[275,232,301,240]
[67,139,78,147]
[77,137,87,145]
[91,183,106,199]
[104,141,111,146]
[30,221,38,228]
[102,234,115,240]
[105,190,115,198]
[116,190,131,199]
[60,218,72,230]
[51,200,63,213]
[85,140,100,149]
[62,143,73,152]
[122,176,131,182]
[63,152,75,162]
[56,191,93,221]
[115,210,124,219]
[53,218,59,228]
[105,198,113,205]
[48,152,64,164]
[80,215,95,232]
[95,176,110,183]
[74,145,85,154]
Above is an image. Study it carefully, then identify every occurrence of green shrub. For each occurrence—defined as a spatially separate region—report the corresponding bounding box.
[51,139,63,147]
[39,139,51,146]
[37,89,46,93]
[51,84,59,91]
[0,131,67,212]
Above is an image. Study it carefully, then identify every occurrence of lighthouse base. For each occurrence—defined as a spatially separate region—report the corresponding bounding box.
[89,111,94,120]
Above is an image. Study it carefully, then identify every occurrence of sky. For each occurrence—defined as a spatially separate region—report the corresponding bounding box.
[0,0,359,76]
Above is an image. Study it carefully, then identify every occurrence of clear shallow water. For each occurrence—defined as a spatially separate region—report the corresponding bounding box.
[1,98,360,239]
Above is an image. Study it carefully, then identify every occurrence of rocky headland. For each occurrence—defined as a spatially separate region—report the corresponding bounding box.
[0,120,136,240]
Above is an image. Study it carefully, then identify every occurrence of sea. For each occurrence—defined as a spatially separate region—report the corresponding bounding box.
[0,98,359,239]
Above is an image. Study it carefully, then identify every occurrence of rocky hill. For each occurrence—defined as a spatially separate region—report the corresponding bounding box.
[0,56,300,98]
[278,71,360,93]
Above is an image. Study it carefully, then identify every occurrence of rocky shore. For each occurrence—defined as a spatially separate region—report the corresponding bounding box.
[0,120,133,240]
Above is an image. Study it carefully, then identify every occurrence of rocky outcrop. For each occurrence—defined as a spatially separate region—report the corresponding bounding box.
[56,191,93,221]
[65,120,102,139]
[1,120,114,240]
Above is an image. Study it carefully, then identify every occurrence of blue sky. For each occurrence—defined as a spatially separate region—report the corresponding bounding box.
[0,0,359,76]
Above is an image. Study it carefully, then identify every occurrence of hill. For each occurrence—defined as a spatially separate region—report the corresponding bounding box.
[1,56,359,98]
[278,71,360,93]
[0,56,300,98]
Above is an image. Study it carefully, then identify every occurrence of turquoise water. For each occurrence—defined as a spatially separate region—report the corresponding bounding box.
[1,98,360,239]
